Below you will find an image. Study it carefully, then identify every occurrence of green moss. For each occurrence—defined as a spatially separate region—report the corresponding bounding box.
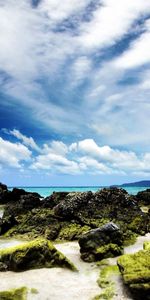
[95,265,119,300]
[30,288,38,294]
[0,287,27,300]
[128,216,149,235]
[118,249,150,299]
[58,223,90,241]
[98,265,120,288]
[98,284,115,300]
[89,219,110,228]
[143,242,150,251]
[0,238,77,272]
[96,259,109,267]
[96,243,123,261]
[122,230,137,246]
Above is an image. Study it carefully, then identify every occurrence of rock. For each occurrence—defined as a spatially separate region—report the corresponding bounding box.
[136,189,150,206]
[0,287,28,300]
[42,192,69,208]
[0,215,18,235]
[0,183,42,205]
[0,262,8,271]
[20,194,41,209]
[58,223,91,241]
[118,246,150,300]
[54,191,93,220]
[79,222,123,262]
[143,241,150,251]
[0,182,8,192]
[0,238,77,272]
[3,193,41,218]
[2,185,149,245]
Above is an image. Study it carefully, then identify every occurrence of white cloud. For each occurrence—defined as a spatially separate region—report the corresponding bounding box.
[9,129,41,152]
[0,0,150,150]
[114,19,150,69]
[31,152,81,175]
[79,0,150,50]
[28,137,150,176]
[43,141,68,156]
[0,137,31,168]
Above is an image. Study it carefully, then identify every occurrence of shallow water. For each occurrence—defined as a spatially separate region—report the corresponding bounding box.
[9,185,150,197]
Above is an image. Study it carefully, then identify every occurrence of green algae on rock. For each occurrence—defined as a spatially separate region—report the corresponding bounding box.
[117,247,150,299]
[79,222,123,262]
[143,241,150,250]
[0,238,77,272]
[94,265,119,300]
[58,223,90,241]
[0,287,27,300]
[1,186,150,248]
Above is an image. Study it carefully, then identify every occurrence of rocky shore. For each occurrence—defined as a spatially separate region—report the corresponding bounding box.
[0,182,149,300]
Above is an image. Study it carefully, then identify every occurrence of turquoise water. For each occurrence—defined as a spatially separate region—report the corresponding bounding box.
[9,186,149,198]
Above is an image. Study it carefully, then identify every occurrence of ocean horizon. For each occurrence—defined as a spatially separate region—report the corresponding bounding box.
[8,185,150,198]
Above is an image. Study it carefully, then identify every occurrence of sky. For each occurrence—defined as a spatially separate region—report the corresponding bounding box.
[0,0,150,186]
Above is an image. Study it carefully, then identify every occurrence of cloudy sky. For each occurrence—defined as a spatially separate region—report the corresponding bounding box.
[0,0,150,186]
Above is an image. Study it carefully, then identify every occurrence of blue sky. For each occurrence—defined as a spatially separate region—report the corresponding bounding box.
[0,0,150,186]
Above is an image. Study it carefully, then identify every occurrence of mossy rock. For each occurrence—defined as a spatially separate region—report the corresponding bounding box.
[0,238,77,272]
[94,265,119,300]
[96,243,123,260]
[143,241,150,250]
[97,265,120,288]
[58,223,90,241]
[0,287,27,300]
[118,249,150,299]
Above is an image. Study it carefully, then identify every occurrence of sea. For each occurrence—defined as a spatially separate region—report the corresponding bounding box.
[9,186,150,198]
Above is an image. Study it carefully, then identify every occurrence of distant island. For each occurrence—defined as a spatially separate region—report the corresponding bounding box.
[120,180,150,187]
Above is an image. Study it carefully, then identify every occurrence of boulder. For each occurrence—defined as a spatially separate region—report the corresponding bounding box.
[54,191,93,220]
[0,183,42,205]
[0,238,77,272]
[136,189,150,206]
[0,215,18,235]
[3,193,41,218]
[118,246,150,300]
[42,192,69,208]
[79,222,123,262]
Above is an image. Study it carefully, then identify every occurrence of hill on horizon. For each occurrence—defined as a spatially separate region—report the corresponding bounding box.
[120,180,150,187]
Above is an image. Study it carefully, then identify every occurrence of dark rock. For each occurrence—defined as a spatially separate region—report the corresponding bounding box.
[0,183,8,192]
[136,189,150,206]
[0,183,42,205]
[54,191,93,220]
[3,193,42,219]
[79,222,123,262]
[0,215,18,235]
[20,194,41,209]
[42,192,69,208]
[0,262,8,271]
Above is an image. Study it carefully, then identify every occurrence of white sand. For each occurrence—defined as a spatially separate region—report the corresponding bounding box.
[0,240,101,300]
[0,233,149,300]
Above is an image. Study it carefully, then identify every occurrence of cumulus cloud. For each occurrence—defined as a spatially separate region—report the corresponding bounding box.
[1,130,150,177]
[0,137,31,168]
